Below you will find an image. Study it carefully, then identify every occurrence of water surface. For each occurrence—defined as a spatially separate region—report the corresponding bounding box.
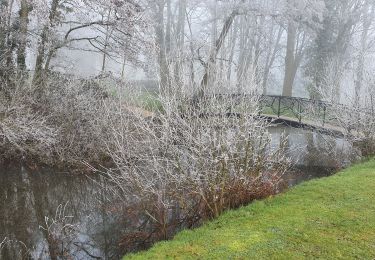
[0,126,358,259]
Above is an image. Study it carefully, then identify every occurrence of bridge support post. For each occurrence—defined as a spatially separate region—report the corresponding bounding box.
[277,97,281,118]
[298,102,302,124]
[323,106,326,127]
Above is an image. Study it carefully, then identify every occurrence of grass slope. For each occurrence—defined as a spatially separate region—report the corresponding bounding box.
[126,160,375,259]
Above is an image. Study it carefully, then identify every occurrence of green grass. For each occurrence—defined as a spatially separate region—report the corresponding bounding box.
[126,159,375,259]
[260,105,340,126]
[136,92,164,112]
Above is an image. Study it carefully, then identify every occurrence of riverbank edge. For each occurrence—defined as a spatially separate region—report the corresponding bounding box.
[125,158,375,259]
[0,153,113,174]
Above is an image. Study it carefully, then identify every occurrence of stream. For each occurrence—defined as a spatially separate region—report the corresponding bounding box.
[0,126,359,259]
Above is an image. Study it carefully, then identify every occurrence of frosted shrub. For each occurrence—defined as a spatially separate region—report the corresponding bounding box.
[103,85,291,251]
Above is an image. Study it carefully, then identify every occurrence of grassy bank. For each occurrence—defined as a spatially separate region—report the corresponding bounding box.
[127,159,375,259]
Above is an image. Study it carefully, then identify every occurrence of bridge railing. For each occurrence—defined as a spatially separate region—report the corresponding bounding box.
[259,95,375,130]
[258,95,333,126]
[202,94,374,131]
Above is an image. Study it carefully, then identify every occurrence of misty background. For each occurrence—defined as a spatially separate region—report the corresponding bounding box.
[2,0,374,101]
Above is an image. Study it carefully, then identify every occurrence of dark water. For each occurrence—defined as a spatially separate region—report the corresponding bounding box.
[269,126,357,187]
[0,127,358,260]
[0,168,124,259]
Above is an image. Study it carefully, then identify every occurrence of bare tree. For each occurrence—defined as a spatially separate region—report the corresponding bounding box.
[355,2,375,106]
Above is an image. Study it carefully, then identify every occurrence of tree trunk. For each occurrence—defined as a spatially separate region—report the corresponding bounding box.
[16,0,29,72]
[121,55,126,79]
[282,21,297,97]
[200,10,238,91]
[186,12,195,88]
[0,0,16,96]
[254,17,265,88]
[263,26,283,94]
[33,28,49,86]
[237,17,251,88]
[101,9,112,73]
[5,0,15,71]
[174,0,186,86]
[0,5,8,81]
[355,3,373,106]
[155,0,169,95]
[165,0,172,54]
[227,18,238,82]
[33,0,59,87]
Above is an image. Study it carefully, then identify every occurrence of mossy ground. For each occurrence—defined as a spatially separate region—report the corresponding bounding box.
[126,159,375,259]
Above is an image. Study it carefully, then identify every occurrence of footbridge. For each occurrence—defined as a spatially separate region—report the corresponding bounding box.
[258,95,344,137]
[206,94,372,137]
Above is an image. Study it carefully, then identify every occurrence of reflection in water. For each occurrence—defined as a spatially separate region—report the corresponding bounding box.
[269,126,358,187]
[0,127,359,259]
[0,167,124,259]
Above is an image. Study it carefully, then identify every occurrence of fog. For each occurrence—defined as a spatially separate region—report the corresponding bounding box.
[2,1,375,258]
[1,0,374,101]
